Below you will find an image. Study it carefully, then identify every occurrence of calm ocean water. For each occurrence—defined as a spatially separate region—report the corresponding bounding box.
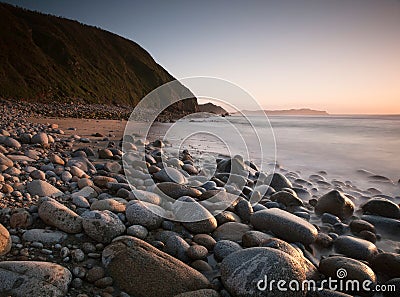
[160,114,400,195]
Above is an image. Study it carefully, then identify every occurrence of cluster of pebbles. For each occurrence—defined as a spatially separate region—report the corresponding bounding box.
[0,98,189,122]
[1,101,400,297]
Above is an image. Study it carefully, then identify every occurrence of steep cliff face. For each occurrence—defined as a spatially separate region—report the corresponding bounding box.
[0,3,197,113]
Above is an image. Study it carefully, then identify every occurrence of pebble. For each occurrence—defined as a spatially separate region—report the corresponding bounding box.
[125,201,165,229]
[72,196,90,208]
[192,234,216,251]
[212,222,252,243]
[187,245,208,260]
[126,225,148,239]
[213,240,242,262]
[27,180,63,197]
[82,210,126,243]
[242,230,272,247]
[314,190,355,220]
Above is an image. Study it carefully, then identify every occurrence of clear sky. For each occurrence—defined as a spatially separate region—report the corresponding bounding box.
[4,0,400,114]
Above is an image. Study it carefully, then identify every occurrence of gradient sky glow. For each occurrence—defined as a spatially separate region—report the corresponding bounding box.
[4,0,400,114]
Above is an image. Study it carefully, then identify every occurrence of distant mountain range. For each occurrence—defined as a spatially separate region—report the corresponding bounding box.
[235,108,329,116]
[0,3,197,113]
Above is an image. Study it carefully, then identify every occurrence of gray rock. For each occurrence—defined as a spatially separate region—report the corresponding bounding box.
[164,234,190,262]
[0,223,11,256]
[0,261,72,297]
[212,222,252,243]
[314,190,354,220]
[221,247,307,297]
[82,210,126,243]
[250,208,318,245]
[361,198,400,219]
[187,245,208,260]
[126,201,165,229]
[214,240,242,262]
[235,199,253,222]
[102,236,210,297]
[333,236,378,260]
[171,196,217,234]
[27,180,63,197]
[38,199,83,233]
[126,225,148,239]
[265,173,293,191]
[154,167,187,184]
[72,196,90,208]
[22,229,67,244]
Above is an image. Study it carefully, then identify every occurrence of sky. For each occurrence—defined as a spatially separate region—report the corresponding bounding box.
[4,0,400,114]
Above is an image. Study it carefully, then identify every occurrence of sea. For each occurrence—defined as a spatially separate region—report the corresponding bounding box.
[152,114,400,197]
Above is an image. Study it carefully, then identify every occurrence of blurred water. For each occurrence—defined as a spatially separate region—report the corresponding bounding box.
[163,115,400,195]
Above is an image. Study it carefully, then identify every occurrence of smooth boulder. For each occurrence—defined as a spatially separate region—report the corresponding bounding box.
[0,223,11,256]
[102,236,210,297]
[82,210,126,243]
[27,180,63,197]
[250,208,318,245]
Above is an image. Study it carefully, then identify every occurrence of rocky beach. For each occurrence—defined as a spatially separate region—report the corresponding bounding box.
[0,98,399,297]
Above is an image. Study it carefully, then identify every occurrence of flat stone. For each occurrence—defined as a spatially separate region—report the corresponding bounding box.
[6,155,35,162]
[0,261,72,297]
[102,236,210,297]
[22,229,67,244]
[27,180,62,197]
[250,208,318,245]
[91,199,127,212]
[38,199,83,233]
[154,182,203,199]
